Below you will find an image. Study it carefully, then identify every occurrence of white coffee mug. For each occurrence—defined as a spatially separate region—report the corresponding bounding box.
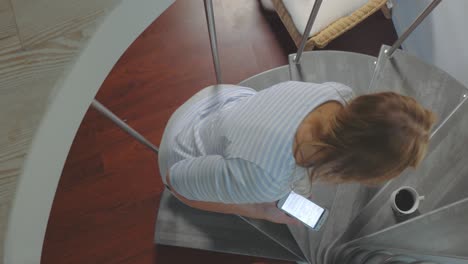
[390,186,424,215]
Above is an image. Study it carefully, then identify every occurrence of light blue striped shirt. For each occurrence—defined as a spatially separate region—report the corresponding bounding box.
[168,81,353,204]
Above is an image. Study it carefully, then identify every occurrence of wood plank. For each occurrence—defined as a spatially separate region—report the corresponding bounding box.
[10,0,119,48]
[0,0,21,55]
[0,200,11,262]
[0,0,173,262]
[0,46,72,263]
[0,0,17,40]
[0,34,21,56]
[0,29,93,190]
[0,21,104,262]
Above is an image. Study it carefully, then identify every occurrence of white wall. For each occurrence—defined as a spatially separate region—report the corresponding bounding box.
[392,0,468,88]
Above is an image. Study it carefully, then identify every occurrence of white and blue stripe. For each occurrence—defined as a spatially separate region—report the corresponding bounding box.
[164,81,353,204]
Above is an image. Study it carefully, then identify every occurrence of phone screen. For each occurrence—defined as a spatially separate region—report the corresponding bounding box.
[280,191,325,228]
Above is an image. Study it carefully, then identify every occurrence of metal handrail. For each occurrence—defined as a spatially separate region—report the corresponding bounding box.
[387,0,442,57]
[293,0,323,63]
[203,0,222,83]
[91,100,159,153]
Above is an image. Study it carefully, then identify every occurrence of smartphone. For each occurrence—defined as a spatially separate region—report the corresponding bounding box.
[277,191,328,230]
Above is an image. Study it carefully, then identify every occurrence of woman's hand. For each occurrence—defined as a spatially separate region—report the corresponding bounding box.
[260,202,301,226]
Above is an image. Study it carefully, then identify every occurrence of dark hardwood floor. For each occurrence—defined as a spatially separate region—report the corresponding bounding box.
[41,1,397,263]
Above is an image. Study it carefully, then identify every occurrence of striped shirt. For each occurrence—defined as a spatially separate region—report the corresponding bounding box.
[167,81,353,204]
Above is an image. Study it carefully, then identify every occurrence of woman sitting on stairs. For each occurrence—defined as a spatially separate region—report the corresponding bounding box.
[158,81,435,225]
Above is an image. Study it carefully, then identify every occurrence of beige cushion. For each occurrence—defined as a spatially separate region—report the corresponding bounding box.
[282,0,368,37]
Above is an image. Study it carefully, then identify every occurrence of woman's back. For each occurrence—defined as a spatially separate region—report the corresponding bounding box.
[162,81,353,203]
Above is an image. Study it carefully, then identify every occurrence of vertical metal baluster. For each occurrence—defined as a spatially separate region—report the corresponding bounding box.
[204,0,222,83]
[387,0,442,57]
[92,100,159,153]
[293,0,323,64]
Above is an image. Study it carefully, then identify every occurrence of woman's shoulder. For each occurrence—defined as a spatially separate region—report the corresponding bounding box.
[263,81,354,104]
[266,81,353,92]
[322,82,355,103]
